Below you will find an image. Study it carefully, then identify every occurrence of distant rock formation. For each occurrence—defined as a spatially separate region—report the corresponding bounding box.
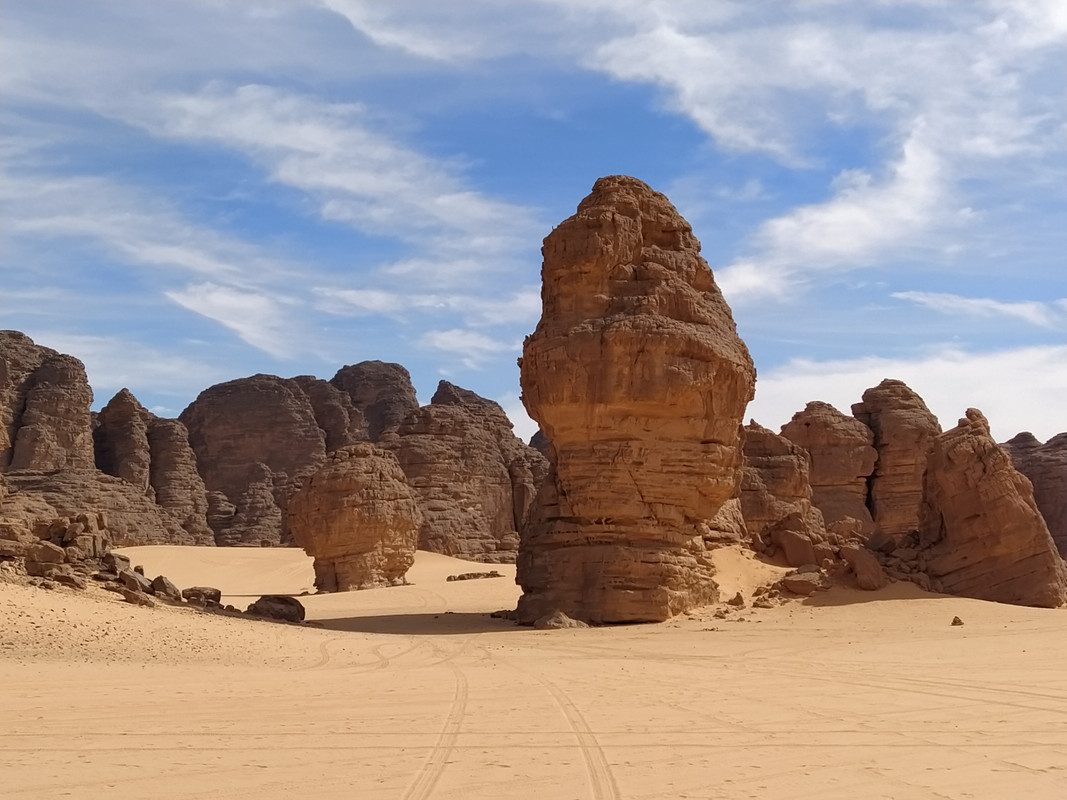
[330,361,419,440]
[1,332,206,547]
[179,375,336,546]
[1,330,95,471]
[385,381,548,563]
[288,443,420,591]
[917,409,1066,607]
[1002,432,1067,558]
[516,175,756,624]
[781,401,877,535]
[852,379,941,539]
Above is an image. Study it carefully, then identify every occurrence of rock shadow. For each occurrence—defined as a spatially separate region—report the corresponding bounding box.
[312,611,522,636]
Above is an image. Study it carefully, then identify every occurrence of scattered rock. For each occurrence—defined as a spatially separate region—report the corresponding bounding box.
[150,574,183,602]
[951,616,964,626]
[779,572,828,596]
[446,571,503,581]
[839,544,888,591]
[726,592,745,607]
[119,568,154,594]
[120,587,156,607]
[533,610,590,630]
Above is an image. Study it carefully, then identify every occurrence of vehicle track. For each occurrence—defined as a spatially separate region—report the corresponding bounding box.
[400,661,469,800]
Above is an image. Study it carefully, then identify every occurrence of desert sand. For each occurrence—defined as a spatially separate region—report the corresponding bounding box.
[3,546,1067,799]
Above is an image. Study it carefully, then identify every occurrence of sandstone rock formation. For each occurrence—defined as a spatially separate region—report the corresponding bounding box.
[330,361,419,441]
[739,421,827,564]
[852,379,941,539]
[144,417,214,545]
[1,330,95,471]
[94,389,153,495]
[288,443,420,592]
[516,175,756,624]
[917,409,1066,607]
[781,402,877,535]
[180,375,331,546]
[387,381,547,563]
[1002,432,1067,558]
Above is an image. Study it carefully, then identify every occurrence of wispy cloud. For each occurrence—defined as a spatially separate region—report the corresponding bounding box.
[417,328,521,370]
[316,286,541,326]
[165,283,298,358]
[892,291,1065,329]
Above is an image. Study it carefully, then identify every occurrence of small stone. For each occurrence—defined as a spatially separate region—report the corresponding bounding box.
[533,610,590,630]
[120,588,155,607]
[951,616,964,626]
[726,592,745,608]
[246,595,305,623]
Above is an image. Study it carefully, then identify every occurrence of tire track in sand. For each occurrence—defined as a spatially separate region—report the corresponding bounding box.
[401,661,469,800]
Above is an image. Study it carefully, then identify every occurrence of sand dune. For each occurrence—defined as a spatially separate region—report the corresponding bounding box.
[3,546,1067,799]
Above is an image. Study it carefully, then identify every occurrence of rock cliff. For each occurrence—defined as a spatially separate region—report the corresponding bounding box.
[288,443,420,591]
[740,422,828,566]
[1001,432,1067,559]
[852,379,941,539]
[330,361,419,441]
[1,330,95,471]
[179,375,330,546]
[387,381,547,563]
[917,409,1066,607]
[516,175,756,624]
[780,401,877,535]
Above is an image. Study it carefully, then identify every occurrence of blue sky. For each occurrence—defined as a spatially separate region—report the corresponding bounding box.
[2,0,1064,443]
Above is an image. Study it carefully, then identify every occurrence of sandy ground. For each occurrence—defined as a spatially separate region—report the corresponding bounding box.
[3,545,1067,800]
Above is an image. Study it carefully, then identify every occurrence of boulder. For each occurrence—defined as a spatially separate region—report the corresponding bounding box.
[150,574,183,602]
[781,402,877,535]
[839,543,888,591]
[246,595,305,622]
[516,176,756,624]
[288,443,421,591]
[917,409,1067,607]
[119,568,154,594]
[182,586,222,604]
[1002,432,1067,558]
[852,379,941,539]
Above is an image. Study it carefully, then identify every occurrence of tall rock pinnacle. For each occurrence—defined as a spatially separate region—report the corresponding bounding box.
[516,175,756,623]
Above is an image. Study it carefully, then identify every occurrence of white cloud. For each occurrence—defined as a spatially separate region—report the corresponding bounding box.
[892,291,1065,329]
[165,283,297,358]
[748,344,1067,443]
[316,286,541,326]
[418,328,520,370]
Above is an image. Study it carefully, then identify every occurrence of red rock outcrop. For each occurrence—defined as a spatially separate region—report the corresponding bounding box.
[330,361,419,441]
[852,379,941,539]
[740,421,826,564]
[288,443,420,591]
[94,389,152,495]
[780,402,877,535]
[387,381,547,563]
[917,409,1066,607]
[1,330,95,471]
[1002,432,1067,558]
[291,375,367,452]
[516,175,756,624]
[180,375,329,546]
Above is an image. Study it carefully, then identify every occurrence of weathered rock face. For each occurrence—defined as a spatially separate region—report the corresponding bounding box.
[288,443,420,591]
[852,379,941,539]
[917,409,1067,608]
[516,175,756,624]
[1002,432,1067,558]
[330,361,419,441]
[145,417,214,546]
[739,422,826,558]
[180,375,328,546]
[94,388,152,495]
[1,330,95,472]
[780,402,877,535]
[387,381,548,563]
[290,375,367,452]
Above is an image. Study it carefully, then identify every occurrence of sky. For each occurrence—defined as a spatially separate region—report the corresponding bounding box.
[1,0,1065,444]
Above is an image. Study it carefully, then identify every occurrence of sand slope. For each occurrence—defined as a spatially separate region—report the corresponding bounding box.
[3,546,1067,799]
